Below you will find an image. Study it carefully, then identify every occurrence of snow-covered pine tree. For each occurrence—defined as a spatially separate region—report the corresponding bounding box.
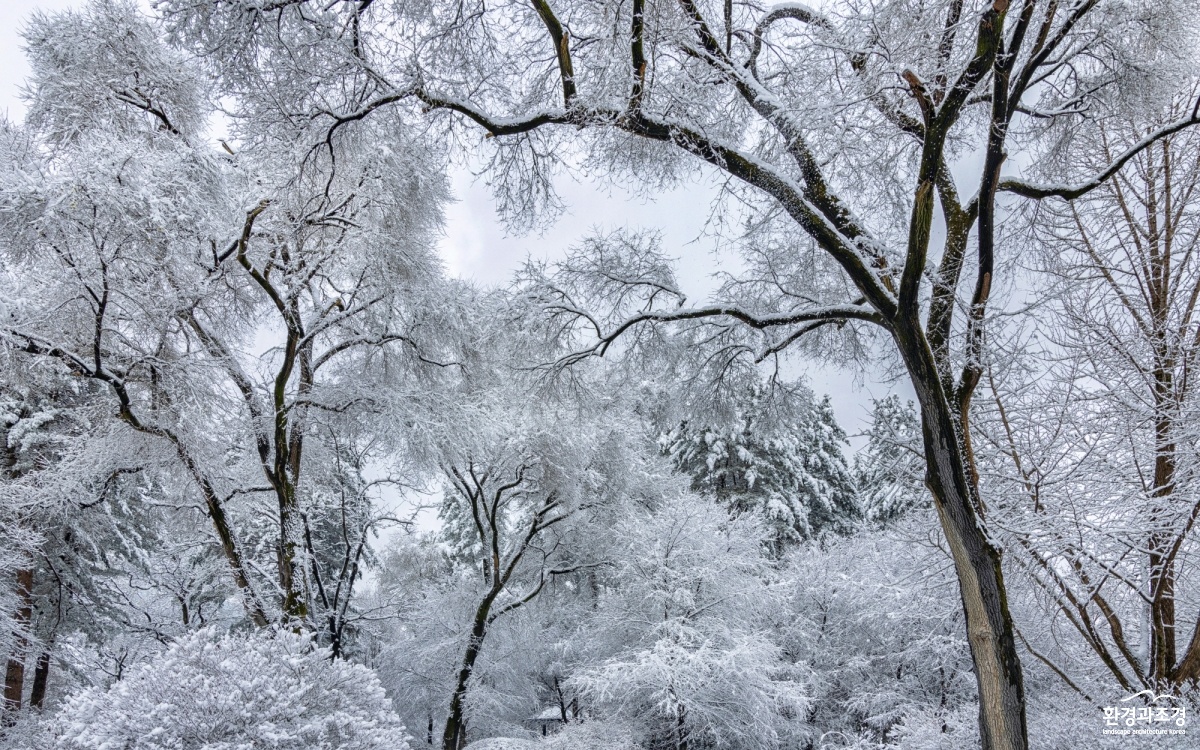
[661,381,859,553]
[856,395,926,527]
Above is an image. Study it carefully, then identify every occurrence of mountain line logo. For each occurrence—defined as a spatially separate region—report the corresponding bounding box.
[1101,690,1187,738]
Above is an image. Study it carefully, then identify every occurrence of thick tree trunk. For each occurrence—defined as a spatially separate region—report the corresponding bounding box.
[443,596,493,750]
[276,486,306,623]
[1149,537,1177,685]
[2,568,33,724]
[895,324,1028,750]
[1174,618,1200,683]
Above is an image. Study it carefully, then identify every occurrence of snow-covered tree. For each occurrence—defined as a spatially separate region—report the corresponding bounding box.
[782,521,978,747]
[0,351,189,722]
[1,0,451,632]
[423,365,664,747]
[571,494,808,750]
[662,380,859,552]
[856,395,926,527]
[981,87,1200,695]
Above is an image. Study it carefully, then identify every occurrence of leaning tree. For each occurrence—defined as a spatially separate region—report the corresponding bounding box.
[157,1,1200,748]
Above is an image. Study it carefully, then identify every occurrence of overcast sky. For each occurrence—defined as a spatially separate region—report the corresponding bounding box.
[0,0,909,438]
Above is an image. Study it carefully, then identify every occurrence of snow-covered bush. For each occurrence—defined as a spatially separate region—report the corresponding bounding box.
[32,628,412,750]
[463,741,541,750]
[463,721,640,750]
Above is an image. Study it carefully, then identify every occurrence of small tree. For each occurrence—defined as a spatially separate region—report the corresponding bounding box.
[430,395,656,748]
[572,494,809,750]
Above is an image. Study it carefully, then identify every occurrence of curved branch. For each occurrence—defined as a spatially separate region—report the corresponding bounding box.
[999,106,1200,200]
[553,301,883,366]
[747,2,835,76]
[411,90,898,315]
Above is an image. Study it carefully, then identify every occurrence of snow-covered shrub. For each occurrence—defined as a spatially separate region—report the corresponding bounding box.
[781,522,976,746]
[535,721,641,750]
[462,740,539,750]
[463,721,640,750]
[32,628,412,750]
[884,703,979,749]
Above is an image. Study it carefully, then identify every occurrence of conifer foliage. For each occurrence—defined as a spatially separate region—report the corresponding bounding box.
[661,382,859,551]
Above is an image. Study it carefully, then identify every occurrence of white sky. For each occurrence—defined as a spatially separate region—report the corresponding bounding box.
[0,0,909,440]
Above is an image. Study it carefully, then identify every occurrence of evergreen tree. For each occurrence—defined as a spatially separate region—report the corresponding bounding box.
[855,396,926,527]
[662,382,859,553]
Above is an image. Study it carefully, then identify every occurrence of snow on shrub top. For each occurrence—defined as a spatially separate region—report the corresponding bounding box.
[36,628,412,750]
[464,721,641,750]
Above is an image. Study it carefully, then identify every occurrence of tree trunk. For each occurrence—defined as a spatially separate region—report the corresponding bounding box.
[1149,531,1177,686]
[895,323,1028,750]
[2,568,33,724]
[443,596,493,750]
[155,429,268,628]
[674,694,688,750]
[28,650,50,710]
[276,487,307,623]
[1149,369,1178,686]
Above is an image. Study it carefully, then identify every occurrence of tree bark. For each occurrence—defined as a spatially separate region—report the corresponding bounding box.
[894,321,1028,750]
[1148,408,1177,685]
[2,568,33,724]
[442,596,493,750]
[28,649,50,710]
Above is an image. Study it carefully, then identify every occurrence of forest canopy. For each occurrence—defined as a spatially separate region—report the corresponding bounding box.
[2,1,1200,750]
